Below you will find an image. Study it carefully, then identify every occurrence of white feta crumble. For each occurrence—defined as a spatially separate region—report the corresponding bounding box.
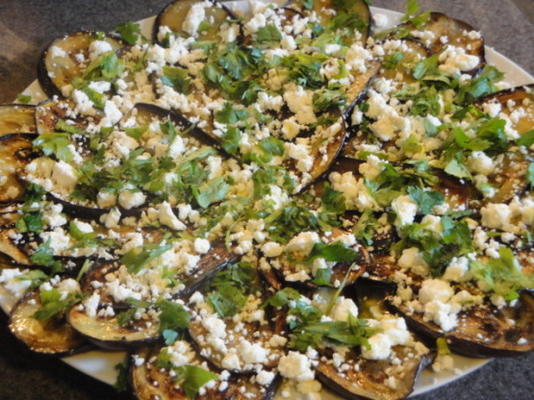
[158,201,186,231]
[118,190,146,209]
[89,40,113,60]
[194,238,210,254]
[278,352,315,381]
[182,1,209,36]
[331,297,359,321]
[391,195,418,227]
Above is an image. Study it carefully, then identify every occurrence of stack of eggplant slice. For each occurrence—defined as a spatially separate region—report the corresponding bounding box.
[0,0,532,400]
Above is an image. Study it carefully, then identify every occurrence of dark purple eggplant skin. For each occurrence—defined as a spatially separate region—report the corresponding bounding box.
[37,31,125,98]
[152,0,239,45]
[387,291,534,358]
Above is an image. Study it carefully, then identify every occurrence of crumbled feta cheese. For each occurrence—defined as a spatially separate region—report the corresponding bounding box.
[283,84,317,124]
[391,195,418,227]
[256,370,275,386]
[89,40,113,60]
[443,257,470,282]
[118,190,146,210]
[83,292,100,317]
[439,45,479,75]
[398,247,429,276]
[278,352,315,381]
[40,228,71,253]
[361,333,392,360]
[97,191,117,208]
[158,201,186,230]
[285,231,320,255]
[194,238,210,254]
[182,1,209,36]
[467,151,494,175]
[262,241,284,257]
[419,279,454,304]
[100,208,121,229]
[72,90,95,115]
[331,297,359,321]
[101,100,123,127]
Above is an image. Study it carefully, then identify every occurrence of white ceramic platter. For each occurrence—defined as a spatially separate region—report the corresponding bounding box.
[2,1,533,399]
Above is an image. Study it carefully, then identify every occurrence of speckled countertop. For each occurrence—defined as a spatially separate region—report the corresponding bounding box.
[0,1,533,399]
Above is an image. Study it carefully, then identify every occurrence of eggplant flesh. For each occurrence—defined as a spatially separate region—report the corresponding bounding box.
[0,133,37,203]
[9,290,88,355]
[0,105,36,135]
[153,0,236,44]
[388,291,534,358]
[317,345,433,400]
[131,346,280,400]
[38,31,123,97]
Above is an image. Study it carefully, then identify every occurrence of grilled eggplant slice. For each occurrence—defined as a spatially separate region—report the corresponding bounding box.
[68,242,236,350]
[153,0,236,44]
[0,105,36,135]
[476,85,534,203]
[38,32,123,97]
[0,133,37,203]
[131,346,280,400]
[316,345,433,400]
[313,282,433,400]
[9,289,88,355]
[398,12,485,74]
[388,290,534,358]
[67,306,161,351]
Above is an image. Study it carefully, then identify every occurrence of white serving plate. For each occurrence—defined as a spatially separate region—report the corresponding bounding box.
[2,2,532,399]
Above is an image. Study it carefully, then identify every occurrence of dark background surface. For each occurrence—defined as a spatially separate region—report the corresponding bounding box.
[0,1,533,399]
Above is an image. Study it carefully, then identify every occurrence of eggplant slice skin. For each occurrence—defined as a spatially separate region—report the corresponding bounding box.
[38,31,123,97]
[316,346,433,400]
[153,0,237,44]
[0,133,37,203]
[131,346,280,400]
[0,105,36,135]
[9,290,88,355]
[388,291,534,358]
